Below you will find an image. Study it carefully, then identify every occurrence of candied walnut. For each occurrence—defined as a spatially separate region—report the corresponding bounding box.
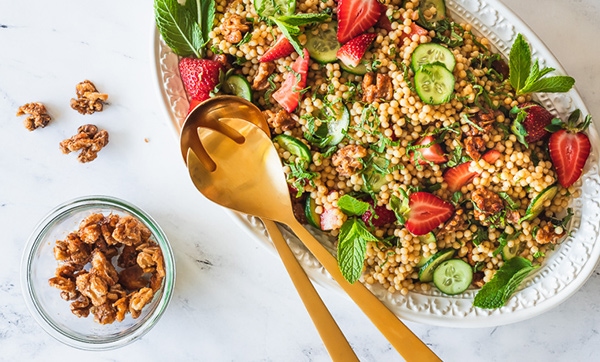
[361,72,393,103]
[106,284,127,302]
[93,237,119,261]
[464,136,486,161]
[49,276,78,300]
[137,245,165,278]
[100,213,120,245]
[263,109,296,131]
[472,271,485,288]
[118,245,139,268]
[439,208,467,235]
[119,265,148,291]
[112,215,151,246]
[129,288,154,319]
[113,296,130,322]
[465,109,497,136]
[70,295,91,318]
[91,249,119,287]
[92,303,117,325]
[331,145,367,177]
[55,263,79,279]
[78,213,104,244]
[16,102,51,131]
[211,53,230,68]
[54,233,92,266]
[76,272,108,306]
[59,124,109,163]
[253,63,275,91]
[505,209,521,225]
[220,14,250,44]
[535,223,566,245]
[70,80,108,115]
[471,188,504,225]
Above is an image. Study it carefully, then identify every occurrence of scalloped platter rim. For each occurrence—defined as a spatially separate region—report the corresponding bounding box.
[153,0,600,327]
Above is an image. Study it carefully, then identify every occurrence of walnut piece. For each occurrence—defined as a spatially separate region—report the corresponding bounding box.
[464,136,486,161]
[59,124,109,163]
[535,223,566,245]
[220,14,250,44]
[253,62,275,91]
[332,145,367,177]
[361,73,394,103]
[471,188,504,225]
[49,213,166,325]
[70,80,108,115]
[16,102,52,131]
[263,109,296,131]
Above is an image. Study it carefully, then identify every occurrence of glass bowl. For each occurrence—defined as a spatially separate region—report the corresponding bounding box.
[21,195,176,350]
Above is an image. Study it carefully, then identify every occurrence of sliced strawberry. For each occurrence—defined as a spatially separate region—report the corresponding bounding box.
[399,23,429,42]
[259,36,295,62]
[444,162,478,192]
[178,57,223,102]
[361,200,396,227]
[320,208,341,231]
[482,149,501,164]
[405,192,454,236]
[336,33,377,68]
[337,0,382,44]
[548,110,592,188]
[511,102,556,145]
[409,135,447,165]
[272,49,310,112]
[376,3,393,31]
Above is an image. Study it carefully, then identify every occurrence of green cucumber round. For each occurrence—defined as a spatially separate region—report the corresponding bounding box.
[340,61,368,75]
[416,0,447,30]
[432,259,473,295]
[411,43,455,71]
[273,134,311,167]
[520,183,558,222]
[306,21,340,64]
[418,248,455,282]
[305,197,321,229]
[414,63,455,105]
[323,102,350,146]
[361,156,389,193]
[416,232,437,267]
[223,74,253,101]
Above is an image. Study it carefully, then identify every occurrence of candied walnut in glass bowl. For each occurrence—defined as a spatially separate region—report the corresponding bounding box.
[21,195,175,350]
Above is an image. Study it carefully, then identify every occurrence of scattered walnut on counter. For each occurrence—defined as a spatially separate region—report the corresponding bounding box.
[16,102,52,131]
[59,124,109,163]
[49,213,166,325]
[70,80,108,115]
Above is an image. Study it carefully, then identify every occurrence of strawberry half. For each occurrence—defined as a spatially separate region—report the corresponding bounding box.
[405,192,454,235]
[376,3,393,31]
[548,110,592,188]
[409,135,447,165]
[336,33,377,68]
[337,0,382,44]
[444,162,478,192]
[259,36,295,63]
[361,200,396,227]
[272,49,310,112]
[510,102,556,145]
[482,149,501,164]
[399,23,429,42]
[178,57,223,102]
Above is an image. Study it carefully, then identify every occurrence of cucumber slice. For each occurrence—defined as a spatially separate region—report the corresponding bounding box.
[254,0,295,17]
[305,197,321,229]
[418,248,455,282]
[273,134,311,167]
[520,183,558,222]
[323,102,350,146]
[340,61,368,75]
[416,232,437,267]
[416,0,447,30]
[223,74,252,101]
[433,259,473,295]
[501,238,523,261]
[306,21,340,64]
[361,156,389,193]
[411,43,455,72]
[414,63,455,105]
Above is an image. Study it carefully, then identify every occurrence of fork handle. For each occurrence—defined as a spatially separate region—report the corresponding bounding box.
[286,220,442,362]
[262,220,359,362]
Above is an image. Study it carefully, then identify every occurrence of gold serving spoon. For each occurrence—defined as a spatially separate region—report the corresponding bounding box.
[179,96,358,361]
[181,99,441,361]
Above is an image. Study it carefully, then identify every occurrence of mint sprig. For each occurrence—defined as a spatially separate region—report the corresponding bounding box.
[337,194,370,216]
[509,33,575,96]
[473,256,538,309]
[154,0,215,58]
[338,218,378,283]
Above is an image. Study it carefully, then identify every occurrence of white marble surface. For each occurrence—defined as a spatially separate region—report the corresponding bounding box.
[1,0,599,361]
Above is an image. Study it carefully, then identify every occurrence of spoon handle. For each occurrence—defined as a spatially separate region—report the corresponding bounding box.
[287,221,441,362]
[262,220,359,362]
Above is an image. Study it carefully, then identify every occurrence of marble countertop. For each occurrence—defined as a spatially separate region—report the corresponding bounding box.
[2,0,599,361]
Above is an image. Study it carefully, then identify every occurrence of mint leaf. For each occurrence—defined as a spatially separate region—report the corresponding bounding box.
[519,75,575,95]
[509,33,531,92]
[337,194,370,216]
[276,13,330,27]
[389,190,409,224]
[473,257,538,309]
[338,218,378,283]
[154,0,204,58]
[272,17,304,55]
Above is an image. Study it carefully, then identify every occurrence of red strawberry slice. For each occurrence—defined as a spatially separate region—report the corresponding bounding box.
[399,23,429,42]
[259,36,295,62]
[409,135,447,165]
[482,149,501,164]
[376,3,393,31]
[361,200,396,227]
[272,49,310,112]
[549,129,591,188]
[511,102,555,144]
[405,192,454,235]
[178,57,223,102]
[337,0,382,44]
[444,162,478,192]
[336,33,377,68]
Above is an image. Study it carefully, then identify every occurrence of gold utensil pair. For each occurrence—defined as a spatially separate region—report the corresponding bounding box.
[179,96,440,362]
